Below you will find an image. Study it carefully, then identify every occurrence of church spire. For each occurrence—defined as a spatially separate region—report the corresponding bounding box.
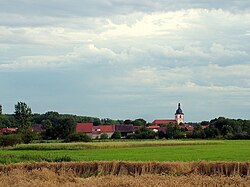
[175,103,183,115]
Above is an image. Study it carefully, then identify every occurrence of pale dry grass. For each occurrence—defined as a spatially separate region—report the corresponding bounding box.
[1,161,249,177]
[0,168,249,187]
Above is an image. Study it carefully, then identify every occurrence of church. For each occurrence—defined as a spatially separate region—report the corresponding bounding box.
[152,103,184,126]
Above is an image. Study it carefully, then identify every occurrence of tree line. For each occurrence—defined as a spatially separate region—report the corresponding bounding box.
[0,102,250,146]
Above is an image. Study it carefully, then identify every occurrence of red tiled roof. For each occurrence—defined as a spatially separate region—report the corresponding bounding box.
[76,123,93,133]
[0,128,18,134]
[180,123,194,131]
[133,126,142,131]
[148,125,160,129]
[99,125,115,133]
[152,120,177,125]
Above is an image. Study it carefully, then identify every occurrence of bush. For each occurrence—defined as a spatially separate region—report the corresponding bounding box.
[111,131,121,139]
[0,134,22,147]
[129,127,156,139]
[64,133,92,142]
[100,133,108,140]
[20,131,40,144]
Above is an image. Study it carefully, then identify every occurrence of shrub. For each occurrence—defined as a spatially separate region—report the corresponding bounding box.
[20,131,40,144]
[0,134,22,147]
[111,131,121,139]
[65,133,92,142]
[100,133,108,140]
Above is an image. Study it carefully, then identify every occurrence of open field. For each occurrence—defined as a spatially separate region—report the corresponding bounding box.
[1,169,249,187]
[0,140,249,164]
[0,161,249,187]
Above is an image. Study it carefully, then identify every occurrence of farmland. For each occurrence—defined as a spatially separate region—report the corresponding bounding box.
[0,140,249,164]
[0,140,249,186]
[0,161,250,187]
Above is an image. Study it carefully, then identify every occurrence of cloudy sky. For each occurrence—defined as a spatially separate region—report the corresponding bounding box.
[0,0,249,122]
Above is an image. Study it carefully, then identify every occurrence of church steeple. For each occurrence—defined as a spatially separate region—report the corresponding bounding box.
[175,103,184,124]
[175,103,183,115]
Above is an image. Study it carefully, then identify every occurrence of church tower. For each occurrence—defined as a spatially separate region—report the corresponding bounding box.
[175,103,184,125]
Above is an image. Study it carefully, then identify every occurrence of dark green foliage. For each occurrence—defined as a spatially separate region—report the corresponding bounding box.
[132,119,147,126]
[14,102,32,130]
[189,125,206,139]
[124,119,132,124]
[158,131,165,139]
[0,104,2,115]
[111,131,121,139]
[20,130,39,144]
[0,134,22,147]
[65,133,92,142]
[100,133,109,140]
[204,126,220,138]
[165,123,181,139]
[129,127,156,139]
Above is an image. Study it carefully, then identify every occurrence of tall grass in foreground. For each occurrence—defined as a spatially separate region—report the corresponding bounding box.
[0,169,249,187]
[0,161,249,177]
[10,140,224,150]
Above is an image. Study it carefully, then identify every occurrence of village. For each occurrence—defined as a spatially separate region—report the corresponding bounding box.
[73,103,208,139]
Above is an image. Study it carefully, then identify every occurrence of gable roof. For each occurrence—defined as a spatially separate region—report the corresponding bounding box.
[115,124,134,133]
[152,119,177,125]
[180,123,194,131]
[99,125,115,133]
[76,123,93,133]
[148,125,160,129]
[0,127,18,134]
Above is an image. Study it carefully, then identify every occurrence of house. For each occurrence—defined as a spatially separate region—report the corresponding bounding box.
[148,125,160,132]
[76,123,93,137]
[179,123,194,131]
[99,125,115,138]
[0,127,18,134]
[152,120,177,126]
[115,124,134,137]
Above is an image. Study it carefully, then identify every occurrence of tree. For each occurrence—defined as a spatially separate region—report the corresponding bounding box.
[14,102,32,130]
[111,131,121,139]
[132,119,146,126]
[124,119,132,124]
[65,132,92,142]
[0,104,2,115]
[131,127,156,139]
[100,133,109,140]
[166,123,181,139]
[191,125,206,139]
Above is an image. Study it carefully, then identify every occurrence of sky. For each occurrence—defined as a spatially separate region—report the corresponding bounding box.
[0,0,249,122]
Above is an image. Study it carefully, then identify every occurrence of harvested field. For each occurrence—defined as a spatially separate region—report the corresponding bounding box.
[1,161,250,177]
[0,168,249,187]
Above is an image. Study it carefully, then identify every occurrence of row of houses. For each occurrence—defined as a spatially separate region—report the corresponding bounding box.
[75,122,206,138]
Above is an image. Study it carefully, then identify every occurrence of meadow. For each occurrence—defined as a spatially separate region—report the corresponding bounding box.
[0,140,249,164]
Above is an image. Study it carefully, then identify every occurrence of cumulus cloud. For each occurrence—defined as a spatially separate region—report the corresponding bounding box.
[0,1,249,120]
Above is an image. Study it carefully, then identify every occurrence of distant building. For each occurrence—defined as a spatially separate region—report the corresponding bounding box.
[76,123,115,138]
[152,103,184,125]
[0,127,18,134]
[175,103,184,124]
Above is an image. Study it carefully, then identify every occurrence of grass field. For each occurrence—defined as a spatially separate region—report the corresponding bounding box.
[0,140,249,164]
